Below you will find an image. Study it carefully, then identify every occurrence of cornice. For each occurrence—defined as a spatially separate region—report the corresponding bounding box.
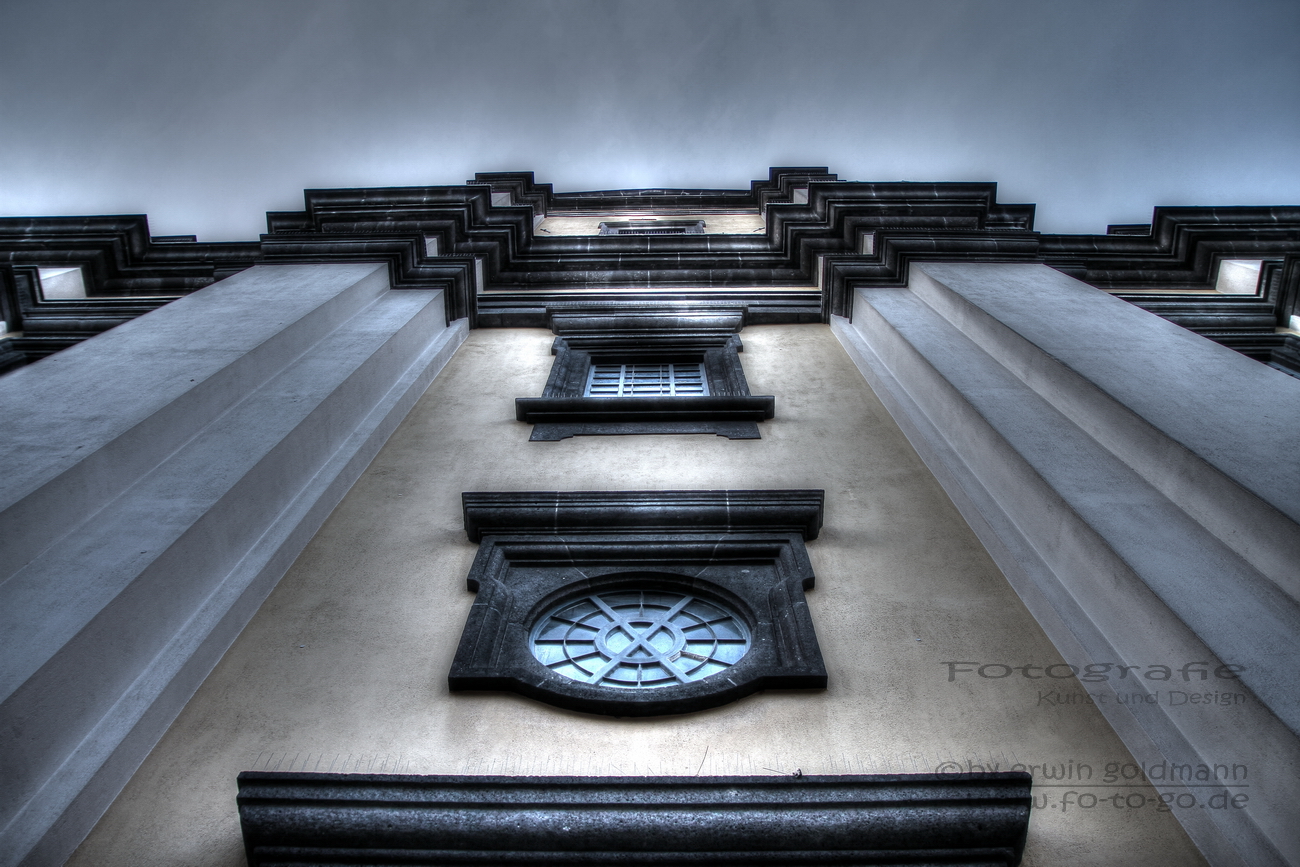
[2,170,1298,375]
[0,216,259,362]
[1041,206,1300,290]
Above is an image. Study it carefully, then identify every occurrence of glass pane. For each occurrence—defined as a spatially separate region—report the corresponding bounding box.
[584,363,709,397]
[529,589,750,689]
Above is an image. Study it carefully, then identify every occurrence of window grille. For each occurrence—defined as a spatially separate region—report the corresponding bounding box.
[597,220,705,236]
[530,590,750,689]
[453,491,825,713]
[585,363,708,397]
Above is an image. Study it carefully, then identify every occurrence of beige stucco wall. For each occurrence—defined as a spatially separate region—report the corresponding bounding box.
[69,325,1207,866]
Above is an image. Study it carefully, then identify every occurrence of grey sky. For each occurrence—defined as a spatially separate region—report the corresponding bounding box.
[2,0,1298,240]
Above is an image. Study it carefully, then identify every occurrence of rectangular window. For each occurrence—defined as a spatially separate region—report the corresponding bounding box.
[597,220,706,236]
[585,363,708,397]
[514,322,773,440]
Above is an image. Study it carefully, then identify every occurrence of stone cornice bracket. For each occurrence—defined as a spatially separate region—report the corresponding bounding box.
[236,772,1033,867]
[461,489,825,542]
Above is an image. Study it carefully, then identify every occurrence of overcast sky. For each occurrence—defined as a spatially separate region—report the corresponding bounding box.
[2,0,1298,240]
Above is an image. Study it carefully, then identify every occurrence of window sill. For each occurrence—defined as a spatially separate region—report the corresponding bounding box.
[515,395,775,440]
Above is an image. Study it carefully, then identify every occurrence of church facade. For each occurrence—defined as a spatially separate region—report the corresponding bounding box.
[1,170,1297,866]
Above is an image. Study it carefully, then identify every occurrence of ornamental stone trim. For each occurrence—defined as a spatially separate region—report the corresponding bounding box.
[450,490,826,716]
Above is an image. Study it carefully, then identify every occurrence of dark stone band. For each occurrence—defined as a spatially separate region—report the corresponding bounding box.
[515,395,775,423]
[461,489,825,542]
[527,420,762,441]
[237,772,1033,866]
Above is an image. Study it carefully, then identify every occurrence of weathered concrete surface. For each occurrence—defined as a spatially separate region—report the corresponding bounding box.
[69,325,1205,867]
[0,264,465,867]
[833,263,1300,867]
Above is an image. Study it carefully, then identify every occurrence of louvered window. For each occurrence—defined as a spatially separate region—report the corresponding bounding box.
[597,220,705,236]
[585,363,708,397]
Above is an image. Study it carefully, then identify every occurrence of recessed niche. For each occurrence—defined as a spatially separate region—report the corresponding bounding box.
[37,267,87,300]
[1214,259,1263,295]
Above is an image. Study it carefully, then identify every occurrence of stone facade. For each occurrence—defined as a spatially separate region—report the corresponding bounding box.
[1,170,1297,866]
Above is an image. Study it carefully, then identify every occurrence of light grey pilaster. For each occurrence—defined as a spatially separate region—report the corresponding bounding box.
[833,262,1300,867]
[0,263,466,867]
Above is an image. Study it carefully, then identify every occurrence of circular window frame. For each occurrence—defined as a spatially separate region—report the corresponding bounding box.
[448,515,828,718]
[529,587,752,690]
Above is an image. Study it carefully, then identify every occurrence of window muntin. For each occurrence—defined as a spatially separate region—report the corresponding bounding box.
[530,589,750,689]
[514,323,774,440]
[585,362,708,397]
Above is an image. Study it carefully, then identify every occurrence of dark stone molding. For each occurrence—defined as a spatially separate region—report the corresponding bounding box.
[0,336,25,375]
[452,490,826,715]
[536,166,838,214]
[261,171,1047,327]
[549,307,745,334]
[474,291,823,328]
[549,329,750,358]
[821,234,1044,320]
[516,396,775,440]
[236,772,1033,866]
[1111,295,1279,332]
[0,219,259,366]
[257,233,477,322]
[0,216,259,299]
[1200,330,1300,379]
[0,266,182,363]
[4,170,1300,374]
[1106,223,1153,235]
[461,489,824,542]
[448,534,826,715]
[822,217,1300,373]
[516,313,774,440]
[530,418,772,440]
[1041,207,1300,291]
[598,220,705,235]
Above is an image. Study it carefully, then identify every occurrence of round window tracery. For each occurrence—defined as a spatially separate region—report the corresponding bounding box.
[530,589,750,689]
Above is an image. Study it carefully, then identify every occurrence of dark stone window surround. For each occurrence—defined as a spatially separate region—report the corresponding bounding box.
[449,490,828,717]
[236,772,1033,866]
[597,219,706,235]
[514,310,775,441]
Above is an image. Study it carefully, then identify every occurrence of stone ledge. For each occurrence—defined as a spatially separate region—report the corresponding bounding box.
[237,772,1032,866]
[462,489,825,542]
